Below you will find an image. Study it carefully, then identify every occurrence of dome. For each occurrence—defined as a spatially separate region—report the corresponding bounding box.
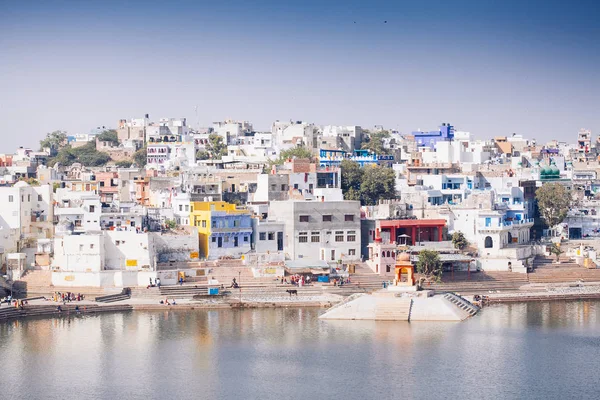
[540,166,550,177]
[397,253,410,262]
[549,165,560,176]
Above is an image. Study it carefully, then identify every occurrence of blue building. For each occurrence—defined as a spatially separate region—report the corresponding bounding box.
[413,123,455,149]
[319,149,393,168]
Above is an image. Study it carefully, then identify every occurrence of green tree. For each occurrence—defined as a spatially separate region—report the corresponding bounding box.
[198,134,228,160]
[359,165,396,205]
[96,130,119,146]
[536,183,572,232]
[549,243,564,263]
[452,231,469,250]
[196,150,211,160]
[416,249,443,282]
[278,146,314,163]
[164,219,178,230]
[361,130,390,155]
[40,130,68,152]
[133,147,147,167]
[48,146,76,166]
[341,159,363,199]
[115,160,133,168]
[73,142,111,166]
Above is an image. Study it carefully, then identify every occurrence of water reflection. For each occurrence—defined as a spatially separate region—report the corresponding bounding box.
[1,301,600,400]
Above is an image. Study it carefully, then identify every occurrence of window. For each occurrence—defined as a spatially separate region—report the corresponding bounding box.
[38,195,42,201]
[79,244,84,251]
[179,205,183,211]
[90,244,95,249]
[335,231,344,242]
[89,205,95,213]
[268,232,274,240]
[99,181,105,187]
[347,230,356,242]
[323,215,332,222]
[212,237,216,243]
[299,215,309,222]
[299,232,308,243]
[311,232,320,242]
[349,249,356,256]
[185,205,189,211]
[281,184,287,191]
[202,220,206,228]
[224,236,229,243]
[244,236,248,242]
[259,232,267,240]
[271,184,276,191]
[345,214,354,222]
[234,220,240,227]
[8,195,13,202]
[116,241,121,246]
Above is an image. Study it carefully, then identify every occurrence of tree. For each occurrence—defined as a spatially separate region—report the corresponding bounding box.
[96,130,119,146]
[536,183,572,233]
[197,133,228,160]
[164,219,178,230]
[361,130,390,155]
[278,146,314,163]
[73,142,111,166]
[39,130,68,152]
[133,147,147,167]
[549,243,564,263]
[452,231,469,250]
[196,150,211,160]
[359,165,396,205]
[115,160,133,168]
[416,249,443,282]
[341,159,362,198]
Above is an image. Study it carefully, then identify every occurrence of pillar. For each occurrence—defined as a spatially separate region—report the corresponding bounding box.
[438,225,443,242]
[411,226,417,245]
[391,226,396,244]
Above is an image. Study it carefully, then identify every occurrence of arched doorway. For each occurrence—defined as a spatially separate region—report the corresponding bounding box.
[484,236,493,248]
[507,232,512,243]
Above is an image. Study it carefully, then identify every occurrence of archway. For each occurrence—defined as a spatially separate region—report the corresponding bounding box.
[507,232,513,244]
[484,236,493,248]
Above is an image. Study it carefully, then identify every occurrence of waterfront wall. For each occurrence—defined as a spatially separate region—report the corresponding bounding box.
[51,270,157,288]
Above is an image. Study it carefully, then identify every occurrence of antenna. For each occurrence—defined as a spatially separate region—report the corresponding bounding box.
[194,105,199,130]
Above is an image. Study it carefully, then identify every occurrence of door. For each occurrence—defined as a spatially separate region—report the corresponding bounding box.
[331,250,335,261]
[217,237,223,248]
[234,236,238,247]
[277,232,283,251]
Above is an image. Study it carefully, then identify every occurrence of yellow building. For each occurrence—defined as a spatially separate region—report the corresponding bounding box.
[190,201,252,260]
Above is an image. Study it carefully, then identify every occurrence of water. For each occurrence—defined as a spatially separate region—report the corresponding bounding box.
[1,301,600,400]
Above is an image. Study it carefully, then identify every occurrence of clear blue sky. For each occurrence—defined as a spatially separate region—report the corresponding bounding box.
[1,0,599,152]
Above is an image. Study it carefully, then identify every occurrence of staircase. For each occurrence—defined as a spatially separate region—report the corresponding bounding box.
[0,303,133,322]
[443,293,479,317]
[426,271,529,294]
[95,288,131,303]
[373,298,412,321]
[528,256,600,284]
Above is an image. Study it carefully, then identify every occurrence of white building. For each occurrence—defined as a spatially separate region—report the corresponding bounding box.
[268,200,361,263]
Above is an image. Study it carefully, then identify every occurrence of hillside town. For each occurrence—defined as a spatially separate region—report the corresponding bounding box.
[0,116,598,301]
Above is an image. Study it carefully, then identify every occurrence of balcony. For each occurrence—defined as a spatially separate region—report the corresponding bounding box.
[479,218,534,231]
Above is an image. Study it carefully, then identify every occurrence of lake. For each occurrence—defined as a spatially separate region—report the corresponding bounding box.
[1,301,600,400]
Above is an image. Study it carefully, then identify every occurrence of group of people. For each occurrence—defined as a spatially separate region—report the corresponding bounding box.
[53,292,85,302]
[159,298,177,305]
[0,296,28,309]
[333,277,351,286]
[148,278,161,288]
[281,275,311,287]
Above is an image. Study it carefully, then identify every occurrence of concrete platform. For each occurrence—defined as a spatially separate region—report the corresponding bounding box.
[319,292,478,321]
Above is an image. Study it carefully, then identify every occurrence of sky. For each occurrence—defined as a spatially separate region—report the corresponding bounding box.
[1,0,599,152]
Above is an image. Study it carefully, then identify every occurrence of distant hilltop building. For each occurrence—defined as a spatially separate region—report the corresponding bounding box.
[413,123,455,149]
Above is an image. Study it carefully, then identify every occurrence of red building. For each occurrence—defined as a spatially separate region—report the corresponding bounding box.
[377,219,446,245]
